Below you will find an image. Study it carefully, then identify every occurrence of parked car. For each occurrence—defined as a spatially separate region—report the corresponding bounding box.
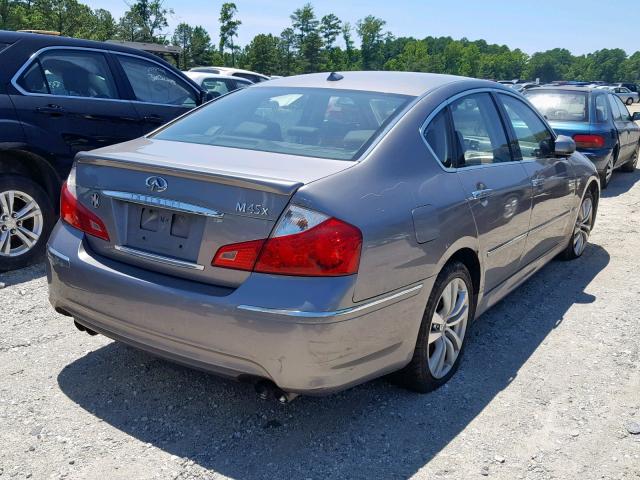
[47,72,600,399]
[0,30,213,271]
[183,71,252,97]
[598,85,639,105]
[612,82,639,94]
[189,66,270,84]
[525,86,640,188]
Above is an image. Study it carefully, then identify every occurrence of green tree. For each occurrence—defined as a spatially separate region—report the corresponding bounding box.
[341,21,357,70]
[524,48,573,82]
[190,25,212,66]
[290,3,318,44]
[385,39,430,72]
[290,3,322,73]
[172,22,193,69]
[279,27,296,75]
[246,33,279,75]
[219,2,241,66]
[356,15,385,70]
[319,13,341,70]
[87,8,116,41]
[129,0,171,42]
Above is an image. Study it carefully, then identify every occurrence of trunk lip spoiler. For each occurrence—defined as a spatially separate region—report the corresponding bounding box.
[76,154,304,196]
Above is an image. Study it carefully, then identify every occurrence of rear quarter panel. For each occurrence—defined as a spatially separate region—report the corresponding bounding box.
[294,85,480,303]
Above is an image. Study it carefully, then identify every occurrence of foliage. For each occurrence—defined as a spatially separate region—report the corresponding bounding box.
[1,1,639,82]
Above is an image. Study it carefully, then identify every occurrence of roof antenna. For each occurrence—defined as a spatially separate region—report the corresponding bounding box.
[327,72,344,82]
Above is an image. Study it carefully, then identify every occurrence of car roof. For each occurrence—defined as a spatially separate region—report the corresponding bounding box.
[184,71,252,83]
[190,66,268,79]
[254,71,495,96]
[526,85,607,94]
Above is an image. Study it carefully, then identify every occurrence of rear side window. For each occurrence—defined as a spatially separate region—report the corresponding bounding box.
[18,50,118,99]
[594,95,609,123]
[526,91,588,122]
[449,93,512,166]
[201,78,231,96]
[613,96,632,121]
[424,109,453,168]
[117,55,197,107]
[498,94,553,160]
[608,94,623,121]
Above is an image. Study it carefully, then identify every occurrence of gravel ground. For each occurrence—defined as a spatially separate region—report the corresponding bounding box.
[1,171,640,480]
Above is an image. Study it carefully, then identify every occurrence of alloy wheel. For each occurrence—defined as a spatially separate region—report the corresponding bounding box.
[0,190,43,257]
[428,277,469,379]
[605,157,614,184]
[573,196,593,257]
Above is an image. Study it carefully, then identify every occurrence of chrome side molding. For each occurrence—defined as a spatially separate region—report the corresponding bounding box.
[102,190,224,219]
[238,284,423,320]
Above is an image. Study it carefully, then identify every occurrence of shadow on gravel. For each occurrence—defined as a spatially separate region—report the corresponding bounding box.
[57,244,609,480]
[0,262,46,287]
[602,168,640,198]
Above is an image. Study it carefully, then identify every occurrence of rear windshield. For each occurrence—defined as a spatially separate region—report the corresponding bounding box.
[526,91,588,122]
[153,87,413,161]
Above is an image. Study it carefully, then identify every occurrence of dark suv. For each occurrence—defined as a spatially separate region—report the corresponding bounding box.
[0,31,210,271]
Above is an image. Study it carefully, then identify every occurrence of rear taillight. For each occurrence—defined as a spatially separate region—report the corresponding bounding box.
[211,205,362,276]
[60,181,110,241]
[573,134,605,149]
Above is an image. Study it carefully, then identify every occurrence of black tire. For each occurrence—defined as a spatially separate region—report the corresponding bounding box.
[394,261,476,393]
[599,153,615,189]
[620,144,639,172]
[561,188,595,261]
[0,175,55,272]
[626,97,634,106]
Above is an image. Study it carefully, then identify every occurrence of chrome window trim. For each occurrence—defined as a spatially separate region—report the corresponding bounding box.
[102,190,224,219]
[10,45,201,106]
[114,245,205,271]
[237,284,423,321]
[419,87,555,173]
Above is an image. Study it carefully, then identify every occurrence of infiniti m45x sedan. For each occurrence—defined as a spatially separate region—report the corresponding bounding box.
[47,72,600,398]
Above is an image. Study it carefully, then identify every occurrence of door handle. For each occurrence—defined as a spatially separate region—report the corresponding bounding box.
[531,177,546,187]
[470,188,494,200]
[35,105,66,116]
[143,114,164,123]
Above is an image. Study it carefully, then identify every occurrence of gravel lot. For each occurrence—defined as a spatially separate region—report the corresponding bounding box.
[1,170,640,480]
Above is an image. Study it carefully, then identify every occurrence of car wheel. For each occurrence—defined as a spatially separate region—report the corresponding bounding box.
[561,189,595,261]
[0,175,55,272]
[621,144,639,172]
[600,155,614,189]
[395,261,475,393]
[626,97,634,105]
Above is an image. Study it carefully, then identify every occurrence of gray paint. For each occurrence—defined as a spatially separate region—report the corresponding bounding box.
[47,73,600,395]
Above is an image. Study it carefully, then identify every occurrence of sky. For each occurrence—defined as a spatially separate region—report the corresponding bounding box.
[84,0,640,55]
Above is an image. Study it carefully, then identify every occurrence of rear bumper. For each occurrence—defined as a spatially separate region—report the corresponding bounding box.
[581,148,614,172]
[46,222,430,395]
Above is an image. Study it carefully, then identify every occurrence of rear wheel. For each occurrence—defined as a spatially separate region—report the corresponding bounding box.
[561,189,595,260]
[0,176,55,272]
[395,261,475,392]
[600,154,614,189]
[626,97,634,106]
[621,143,639,172]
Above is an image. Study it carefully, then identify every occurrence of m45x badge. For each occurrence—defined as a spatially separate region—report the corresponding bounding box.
[236,202,269,216]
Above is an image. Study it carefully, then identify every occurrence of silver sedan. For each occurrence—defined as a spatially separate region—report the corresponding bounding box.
[46,72,600,399]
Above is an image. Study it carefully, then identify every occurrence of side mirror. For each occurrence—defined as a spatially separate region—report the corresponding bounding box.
[554,135,576,156]
[632,112,640,122]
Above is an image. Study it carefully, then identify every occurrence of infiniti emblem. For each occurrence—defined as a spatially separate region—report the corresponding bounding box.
[145,176,168,193]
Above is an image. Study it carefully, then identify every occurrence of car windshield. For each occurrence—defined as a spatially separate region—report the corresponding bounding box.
[153,87,413,161]
[526,91,588,122]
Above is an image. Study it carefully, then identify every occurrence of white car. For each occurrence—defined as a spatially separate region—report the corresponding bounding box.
[189,66,270,84]
[183,72,252,98]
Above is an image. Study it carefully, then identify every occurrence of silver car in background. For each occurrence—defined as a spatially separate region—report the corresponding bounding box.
[598,85,639,105]
[46,72,600,399]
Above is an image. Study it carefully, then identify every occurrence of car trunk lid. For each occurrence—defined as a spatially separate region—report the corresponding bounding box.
[73,138,354,287]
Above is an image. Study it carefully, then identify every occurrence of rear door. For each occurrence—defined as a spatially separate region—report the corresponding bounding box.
[449,92,532,292]
[608,93,632,163]
[10,48,141,174]
[496,93,573,265]
[114,53,200,132]
[613,95,640,162]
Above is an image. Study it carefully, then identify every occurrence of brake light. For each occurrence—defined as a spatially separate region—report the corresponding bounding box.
[573,134,605,149]
[60,181,110,241]
[211,205,362,276]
